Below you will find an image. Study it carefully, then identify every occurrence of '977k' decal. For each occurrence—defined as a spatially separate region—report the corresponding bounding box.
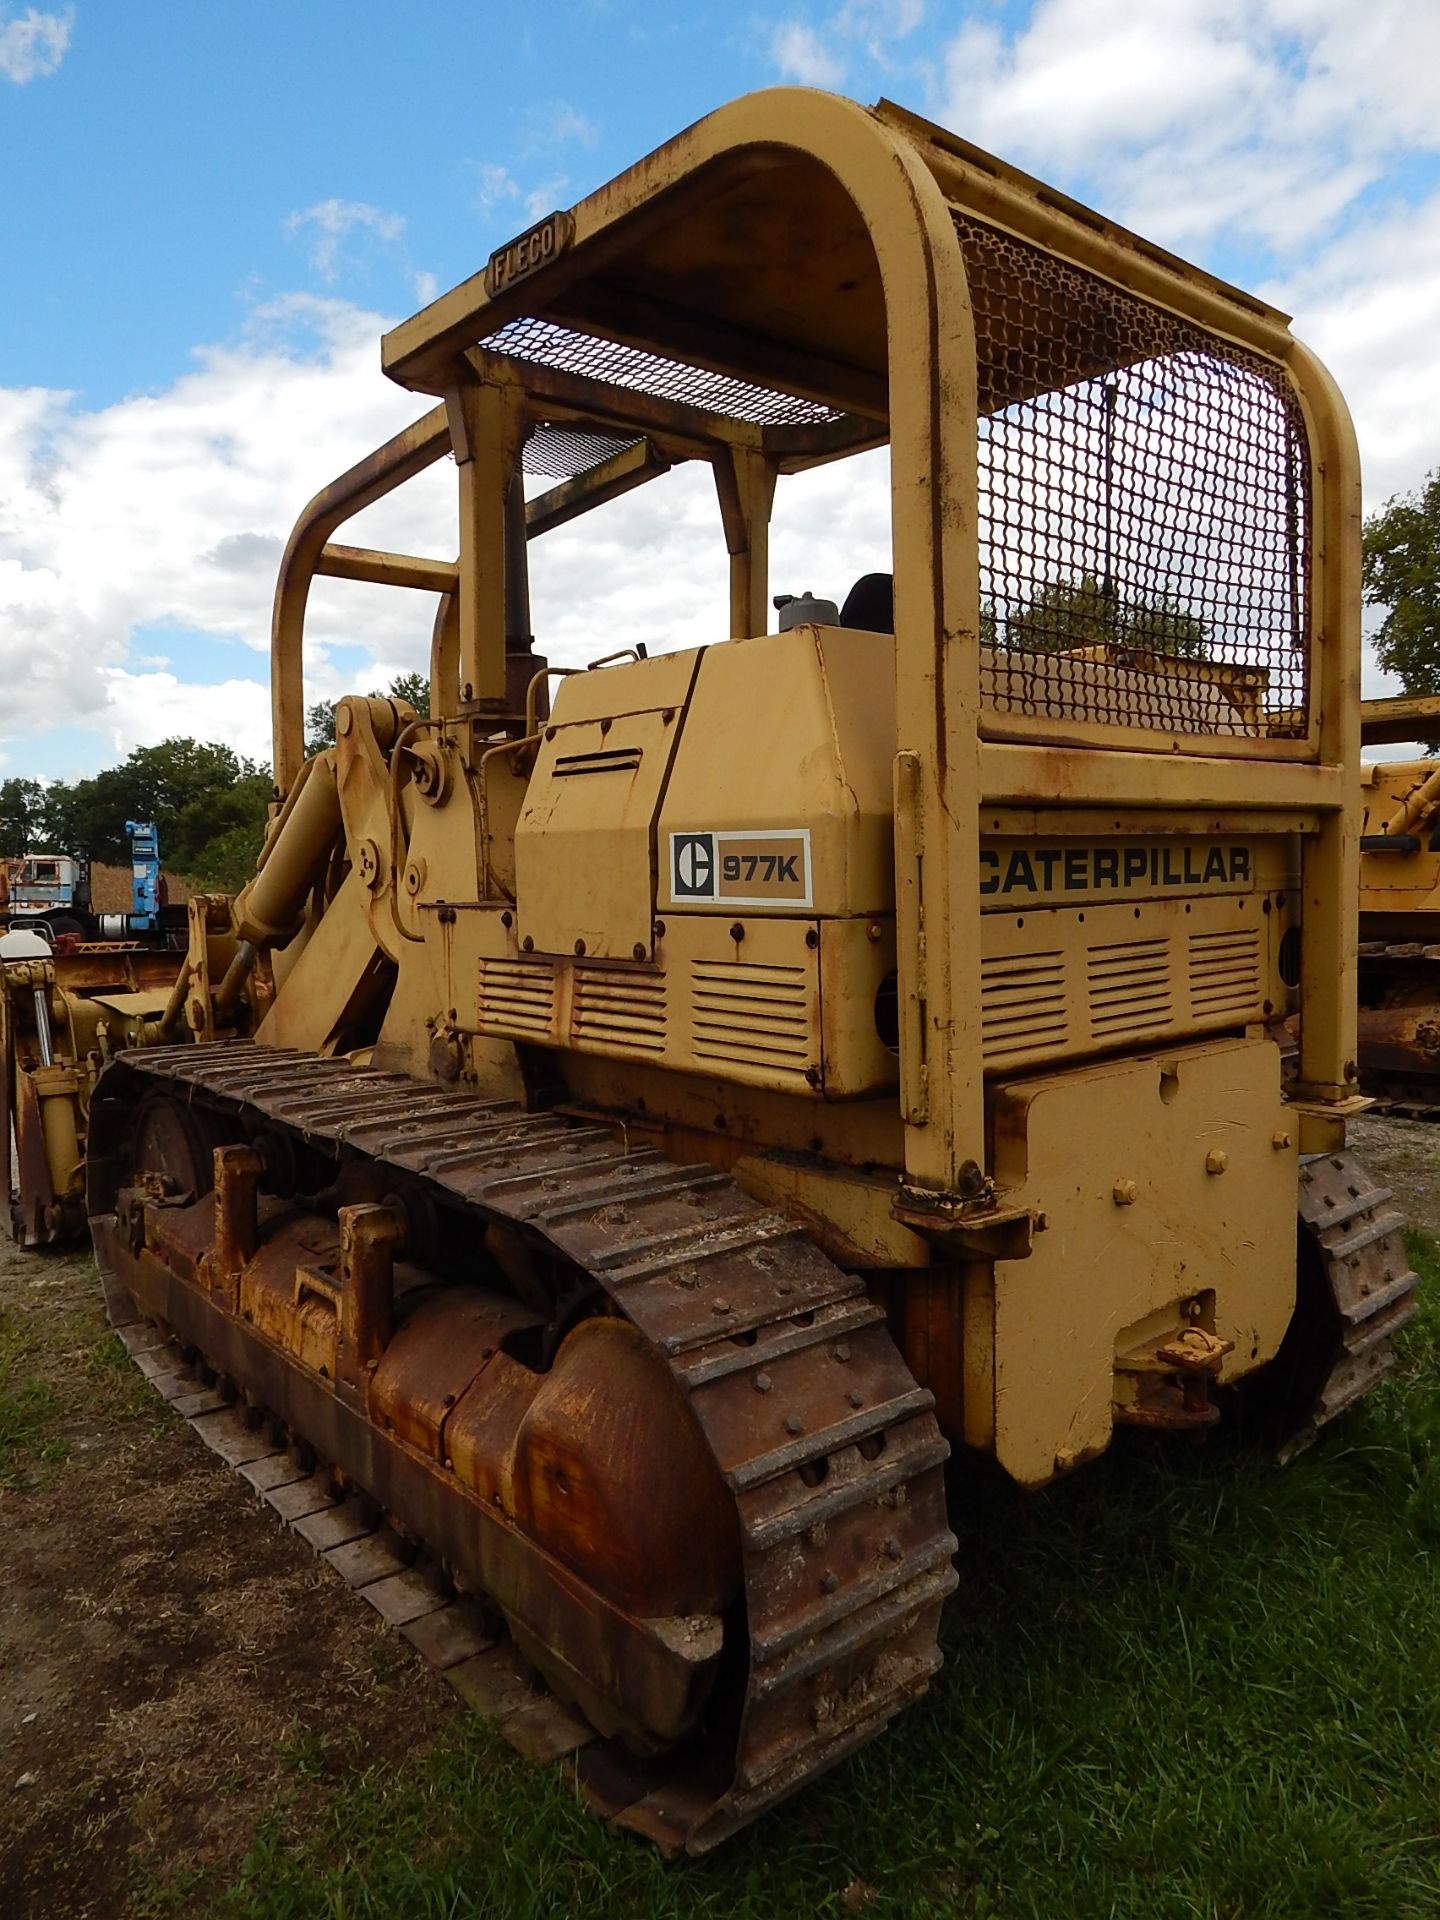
[669,830,813,908]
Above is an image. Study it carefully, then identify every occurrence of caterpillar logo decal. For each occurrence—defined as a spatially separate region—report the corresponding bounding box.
[980,838,1252,907]
[669,830,812,908]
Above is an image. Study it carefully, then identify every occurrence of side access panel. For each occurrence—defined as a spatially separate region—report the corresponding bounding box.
[514,651,701,963]
[982,1035,1297,1485]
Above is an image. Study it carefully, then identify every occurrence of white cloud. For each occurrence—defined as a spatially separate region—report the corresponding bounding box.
[472,161,570,227]
[836,0,924,61]
[936,0,1440,256]
[0,297,449,772]
[541,102,598,150]
[522,176,569,221]
[771,21,848,88]
[473,163,521,214]
[0,5,71,83]
[771,1,923,88]
[285,198,405,283]
[1271,188,1440,515]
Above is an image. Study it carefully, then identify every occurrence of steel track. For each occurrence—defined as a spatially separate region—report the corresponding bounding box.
[89,1042,957,1854]
[1285,1149,1420,1461]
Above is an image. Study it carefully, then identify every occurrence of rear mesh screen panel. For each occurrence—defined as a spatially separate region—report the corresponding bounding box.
[957,215,1311,739]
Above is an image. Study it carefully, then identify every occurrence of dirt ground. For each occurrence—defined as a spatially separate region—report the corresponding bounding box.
[1350,1113,1440,1232]
[0,1242,455,1919]
[0,1115,1435,1916]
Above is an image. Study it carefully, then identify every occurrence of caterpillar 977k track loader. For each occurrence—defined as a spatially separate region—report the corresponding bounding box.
[5,92,1418,1851]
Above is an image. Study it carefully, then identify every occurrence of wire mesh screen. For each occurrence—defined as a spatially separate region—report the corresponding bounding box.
[482,316,842,429]
[524,423,641,482]
[957,215,1311,740]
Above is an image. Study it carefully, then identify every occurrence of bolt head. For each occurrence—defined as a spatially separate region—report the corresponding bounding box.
[1112,1177,1138,1206]
[1205,1148,1229,1175]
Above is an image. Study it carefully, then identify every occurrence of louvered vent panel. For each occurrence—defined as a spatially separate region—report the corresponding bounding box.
[980,951,1068,1062]
[1088,937,1172,1036]
[573,967,667,1054]
[477,957,555,1038]
[1188,927,1262,1019]
[691,962,811,1076]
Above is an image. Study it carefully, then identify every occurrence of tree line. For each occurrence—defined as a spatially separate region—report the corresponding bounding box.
[0,739,272,892]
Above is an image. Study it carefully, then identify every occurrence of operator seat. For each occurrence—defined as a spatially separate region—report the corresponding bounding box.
[840,573,894,633]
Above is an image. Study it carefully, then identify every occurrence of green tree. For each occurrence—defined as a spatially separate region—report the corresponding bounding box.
[304,699,338,756]
[184,819,270,894]
[1363,468,1440,695]
[35,738,270,871]
[388,671,430,718]
[1002,573,1208,657]
[0,777,45,857]
[305,673,431,757]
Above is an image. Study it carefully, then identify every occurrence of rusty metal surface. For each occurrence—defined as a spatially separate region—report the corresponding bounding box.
[369,1286,537,1460]
[1357,945,1440,1113]
[94,1276,589,1772]
[88,1042,956,1853]
[1284,1148,1420,1461]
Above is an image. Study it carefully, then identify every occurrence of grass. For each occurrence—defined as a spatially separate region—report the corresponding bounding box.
[0,1252,161,1489]
[125,1230,1440,1920]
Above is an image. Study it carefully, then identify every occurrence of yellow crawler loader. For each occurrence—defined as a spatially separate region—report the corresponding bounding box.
[6,92,1418,1851]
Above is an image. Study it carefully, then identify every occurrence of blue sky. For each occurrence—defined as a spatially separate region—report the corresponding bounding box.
[1,5,773,407]
[3,0,1440,780]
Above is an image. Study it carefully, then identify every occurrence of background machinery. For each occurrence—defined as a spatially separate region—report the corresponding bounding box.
[7,93,1419,1849]
[1356,694,1440,1108]
[0,817,183,945]
[1,819,189,1244]
[0,849,92,939]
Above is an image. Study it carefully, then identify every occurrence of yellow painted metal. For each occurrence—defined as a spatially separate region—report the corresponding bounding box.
[515,653,699,963]
[1361,694,1440,747]
[714,447,778,640]
[445,378,525,710]
[1361,763,1440,901]
[270,407,451,793]
[1288,342,1362,1109]
[658,628,896,916]
[984,1035,1297,1485]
